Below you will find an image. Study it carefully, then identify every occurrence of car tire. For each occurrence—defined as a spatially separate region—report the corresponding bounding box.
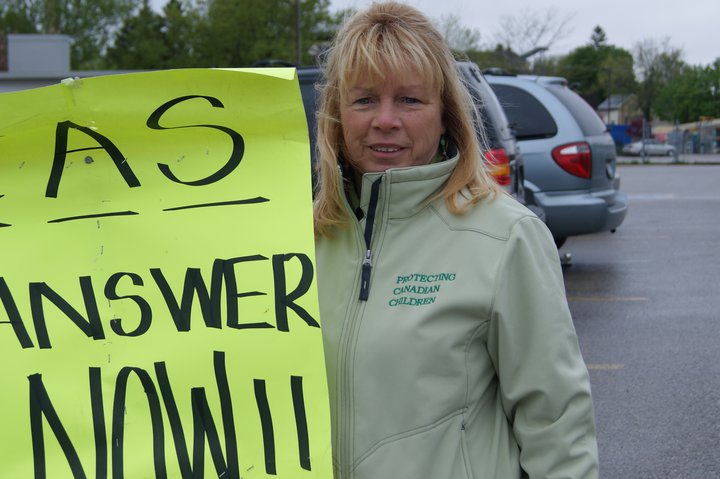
[667,150,674,156]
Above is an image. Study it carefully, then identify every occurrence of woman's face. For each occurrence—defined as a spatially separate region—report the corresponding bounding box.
[340,69,445,173]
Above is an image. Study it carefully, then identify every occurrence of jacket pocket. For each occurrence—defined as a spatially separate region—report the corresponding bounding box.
[353,412,471,479]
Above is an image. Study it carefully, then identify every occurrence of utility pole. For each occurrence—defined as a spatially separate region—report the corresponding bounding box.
[0,31,7,71]
[44,0,61,33]
[641,117,647,164]
[295,0,302,65]
[606,69,612,125]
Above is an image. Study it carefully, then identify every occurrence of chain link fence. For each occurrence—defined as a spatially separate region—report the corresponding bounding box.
[667,121,719,154]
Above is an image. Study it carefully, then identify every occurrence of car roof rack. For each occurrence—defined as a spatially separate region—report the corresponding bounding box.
[481,67,515,76]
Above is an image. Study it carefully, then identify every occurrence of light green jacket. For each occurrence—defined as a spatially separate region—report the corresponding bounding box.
[316,157,598,479]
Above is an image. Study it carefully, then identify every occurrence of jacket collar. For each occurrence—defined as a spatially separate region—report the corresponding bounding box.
[354,154,459,220]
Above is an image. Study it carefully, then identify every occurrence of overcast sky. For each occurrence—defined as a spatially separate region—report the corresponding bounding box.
[149,0,718,66]
[328,0,718,66]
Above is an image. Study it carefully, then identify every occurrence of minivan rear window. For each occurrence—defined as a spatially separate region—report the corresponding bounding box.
[464,81,501,148]
[490,84,558,140]
[545,85,608,136]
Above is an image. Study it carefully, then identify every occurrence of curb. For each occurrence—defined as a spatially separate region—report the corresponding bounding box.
[617,154,720,165]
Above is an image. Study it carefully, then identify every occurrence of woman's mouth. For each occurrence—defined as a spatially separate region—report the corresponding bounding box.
[371,146,402,153]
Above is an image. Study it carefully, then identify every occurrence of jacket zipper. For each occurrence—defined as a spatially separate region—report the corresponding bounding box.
[359,176,382,301]
[337,175,383,478]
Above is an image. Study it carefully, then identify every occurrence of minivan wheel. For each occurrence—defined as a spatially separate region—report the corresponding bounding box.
[554,236,567,249]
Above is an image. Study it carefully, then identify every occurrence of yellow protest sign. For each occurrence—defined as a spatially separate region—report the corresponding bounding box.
[0,68,332,478]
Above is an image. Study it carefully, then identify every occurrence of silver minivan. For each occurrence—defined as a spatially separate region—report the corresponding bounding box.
[486,72,629,247]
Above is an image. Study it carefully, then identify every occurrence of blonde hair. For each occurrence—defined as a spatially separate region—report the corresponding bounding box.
[313,1,500,237]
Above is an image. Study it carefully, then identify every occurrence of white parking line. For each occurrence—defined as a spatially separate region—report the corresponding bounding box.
[586,363,625,371]
[628,193,720,201]
[613,236,671,240]
[567,296,648,302]
[628,193,677,200]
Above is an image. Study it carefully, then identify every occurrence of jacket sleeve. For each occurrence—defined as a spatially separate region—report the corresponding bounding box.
[486,216,599,479]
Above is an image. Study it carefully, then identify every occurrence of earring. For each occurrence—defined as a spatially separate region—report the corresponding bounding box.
[440,135,448,158]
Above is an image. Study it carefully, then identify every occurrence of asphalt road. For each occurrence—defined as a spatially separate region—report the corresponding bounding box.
[560,164,720,478]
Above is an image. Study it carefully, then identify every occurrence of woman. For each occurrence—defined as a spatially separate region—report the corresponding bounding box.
[313,2,599,478]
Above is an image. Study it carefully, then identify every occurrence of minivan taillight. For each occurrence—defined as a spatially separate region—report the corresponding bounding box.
[551,142,592,179]
[483,148,511,186]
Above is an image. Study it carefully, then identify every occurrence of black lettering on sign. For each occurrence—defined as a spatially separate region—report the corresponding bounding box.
[30,276,105,349]
[154,362,193,477]
[252,374,313,475]
[0,277,34,348]
[48,211,139,224]
[46,121,141,198]
[154,352,240,478]
[220,255,274,331]
[162,197,269,212]
[211,351,240,477]
[190,388,227,476]
[89,367,108,479]
[147,95,245,186]
[26,355,312,477]
[0,194,9,228]
[104,272,152,337]
[2,253,319,349]
[291,375,311,471]
[29,373,86,479]
[111,367,167,479]
[254,379,276,475]
[272,253,319,332]
[151,266,217,332]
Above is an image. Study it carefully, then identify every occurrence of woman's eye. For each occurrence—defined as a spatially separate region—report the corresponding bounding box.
[353,97,372,105]
[402,97,420,104]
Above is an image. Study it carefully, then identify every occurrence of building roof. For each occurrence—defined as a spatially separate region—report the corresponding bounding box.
[597,94,634,111]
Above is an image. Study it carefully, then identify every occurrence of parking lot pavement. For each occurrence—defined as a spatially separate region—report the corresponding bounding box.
[616,153,720,164]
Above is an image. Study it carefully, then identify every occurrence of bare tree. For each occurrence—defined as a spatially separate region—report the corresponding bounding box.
[493,7,575,58]
[633,37,685,82]
[633,37,686,120]
[434,13,482,53]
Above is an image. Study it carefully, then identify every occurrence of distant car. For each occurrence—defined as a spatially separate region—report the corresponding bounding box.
[485,71,628,248]
[297,63,532,210]
[623,139,676,156]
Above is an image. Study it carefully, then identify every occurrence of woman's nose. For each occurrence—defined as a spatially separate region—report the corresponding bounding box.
[371,100,401,130]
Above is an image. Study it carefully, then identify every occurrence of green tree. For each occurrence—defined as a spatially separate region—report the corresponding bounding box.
[105,0,165,69]
[0,3,36,32]
[557,28,635,108]
[597,48,636,102]
[558,45,603,104]
[189,0,339,67]
[106,0,201,69]
[654,60,720,122]
[466,44,529,73]
[590,25,607,48]
[0,0,140,69]
[633,37,686,120]
[530,54,561,76]
[161,0,202,67]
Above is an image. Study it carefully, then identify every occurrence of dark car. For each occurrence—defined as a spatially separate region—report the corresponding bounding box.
[485,71,628,247]
[457,62,525,202]
[297,63,532,210]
